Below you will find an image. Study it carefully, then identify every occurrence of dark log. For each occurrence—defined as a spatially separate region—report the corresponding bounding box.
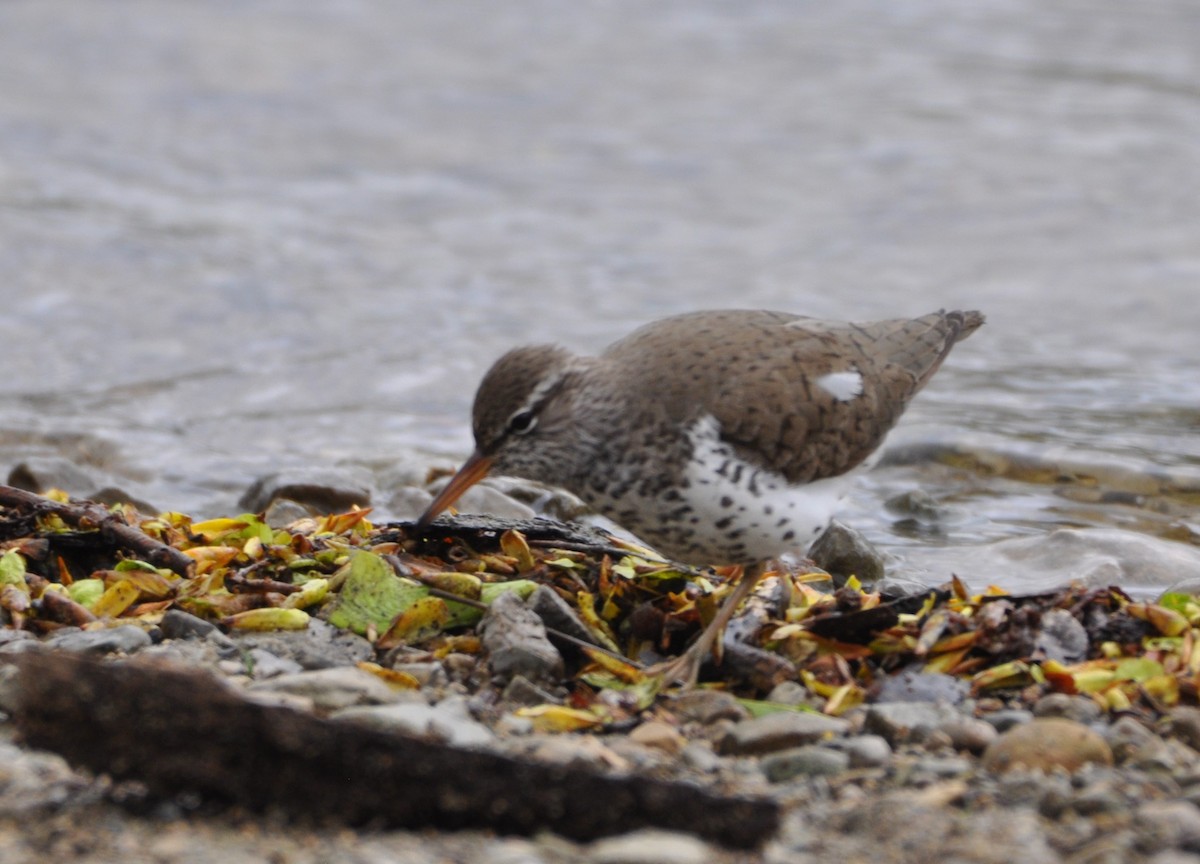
[12,652,779,848]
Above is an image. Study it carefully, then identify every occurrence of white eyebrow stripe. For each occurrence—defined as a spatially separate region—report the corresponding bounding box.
[816,370,863,402]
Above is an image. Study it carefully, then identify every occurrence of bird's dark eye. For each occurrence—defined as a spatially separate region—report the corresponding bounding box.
[507,409,537,435]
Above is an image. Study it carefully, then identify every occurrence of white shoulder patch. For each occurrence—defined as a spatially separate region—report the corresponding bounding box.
[815,370,863,402]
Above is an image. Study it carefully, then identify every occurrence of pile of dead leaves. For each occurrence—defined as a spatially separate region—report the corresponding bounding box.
[1,485,1197,724]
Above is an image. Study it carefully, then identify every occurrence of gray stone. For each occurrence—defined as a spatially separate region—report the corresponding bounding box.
[720,710,850,755]
[937,716,998,753]
[765,680,812,706]
[1169,707,1200,753]
[239,466,374,515]
[247,666,402,711]
[529,585,599,647]
[1033,608,1088,663]
[983,708,1034,732]
[680,742,722,773]
[7,457,97,497]
[159,608,217,640]
[501,674,562,707]
[425,480,536,522]
[862,701,964,745]
[908,755,974,781]
[1106,715,1172,768]
[1033,692,1103,724]
[44,624,151,655]
[391,661,449,689]
[0,739,90,815]
[872,668,970,705]
[587,828,714,864]
[669,689,749,725]
[1136,800,1200,854]
[334,696,494,748]
[246,648,303,679]
[825,734,893,768]
[762,745,851,782]
[479,591,563,684]
[231,618,373,669]
[808,520,886,584]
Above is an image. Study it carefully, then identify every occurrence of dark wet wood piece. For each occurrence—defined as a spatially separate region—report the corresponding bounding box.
[13,652,780,848]
[393,513,649,562]
[0,485,194,577]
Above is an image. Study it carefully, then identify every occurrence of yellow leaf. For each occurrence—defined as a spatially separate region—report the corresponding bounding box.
[189,518,252,541]
[823,683,864,716]
[92,580,141,618]
[183,546,241,573]
[356,661,421,690]
[282,577,329,609]
[225,607,310,631]
[575,591,621,653]
[499,529,536,572]
[378,596,449,647]
[515,704,605,733]
[580,646,645,684]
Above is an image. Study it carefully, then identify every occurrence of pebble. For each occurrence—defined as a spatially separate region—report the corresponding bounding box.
[238,467,374,515]
[1033,692,1103,724]
[391,661,449,690]
[764,680,811,706]
[668,689,749,725]
[871,669,970,705]
[529,585,601,647]
[807,520,886,584]
[1136,800,1200,854]
[159,609,239,655]
[628,720,686,756]
[937,716,999,754]
[479,591,564,685]
[246,666,402,711]
[982,717,1114,773]
[43,625,151,655]
[1033,608,1089,663]
[982,708,1034,732]
[762,745,851,782]
[586,829,714,864]
[825,734,893,768]
[334,695,495,748]
[1170,707,1200,753]
[719,710,850,755]
[0,739,90,815]
[245,648,304,679]
[231,618,373,669]
[862,701,963,745]
[159,608,218,640]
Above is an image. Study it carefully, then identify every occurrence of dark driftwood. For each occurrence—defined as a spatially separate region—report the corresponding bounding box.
[13,652,779,848]
[395,513,665,564]
[0,485,194,577]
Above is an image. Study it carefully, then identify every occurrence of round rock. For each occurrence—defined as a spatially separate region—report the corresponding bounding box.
[982,717,1114,774]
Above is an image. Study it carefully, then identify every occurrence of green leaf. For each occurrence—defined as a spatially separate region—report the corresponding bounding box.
[0,550,26,588]
[1114,657,1164,682]
[736,698,821,718]
[66,578,105,609]
[326,550,426,635]
[443,579,539,628]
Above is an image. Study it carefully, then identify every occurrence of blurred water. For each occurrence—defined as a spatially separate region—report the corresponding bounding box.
[1,1,1197,589]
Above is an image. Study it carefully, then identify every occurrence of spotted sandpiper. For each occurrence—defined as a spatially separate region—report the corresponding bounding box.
[418,309,984,682]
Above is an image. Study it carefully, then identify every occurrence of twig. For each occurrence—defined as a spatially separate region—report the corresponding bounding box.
[0,485,193,577]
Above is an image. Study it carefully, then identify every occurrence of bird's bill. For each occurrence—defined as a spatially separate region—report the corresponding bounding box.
[416,451,495,529]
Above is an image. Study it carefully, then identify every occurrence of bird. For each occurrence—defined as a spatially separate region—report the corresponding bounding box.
[417,308,984,683]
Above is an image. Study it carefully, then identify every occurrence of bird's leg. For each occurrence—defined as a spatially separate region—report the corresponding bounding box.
[652,561,767,687]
